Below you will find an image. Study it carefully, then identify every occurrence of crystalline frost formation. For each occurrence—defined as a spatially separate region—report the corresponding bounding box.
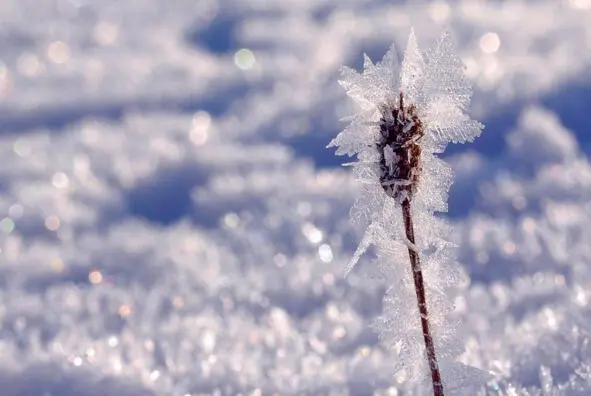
[329,30,484,387]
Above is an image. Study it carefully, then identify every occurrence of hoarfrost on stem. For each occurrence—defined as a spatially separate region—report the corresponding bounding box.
[329,29,485,391]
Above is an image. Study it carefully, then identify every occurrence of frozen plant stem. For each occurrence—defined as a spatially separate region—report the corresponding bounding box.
[379,90,443,395]
[330,29,483,393]
[402,199,444,396]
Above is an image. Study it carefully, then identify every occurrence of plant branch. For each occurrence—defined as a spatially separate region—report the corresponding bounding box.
[401,198,444,396]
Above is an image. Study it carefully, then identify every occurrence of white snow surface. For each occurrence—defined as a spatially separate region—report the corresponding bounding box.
[0,0,591,395]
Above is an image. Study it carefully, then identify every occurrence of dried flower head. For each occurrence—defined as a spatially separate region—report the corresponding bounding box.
[378,91,424,203]
[329,30,485,393]
[330,28,483,272]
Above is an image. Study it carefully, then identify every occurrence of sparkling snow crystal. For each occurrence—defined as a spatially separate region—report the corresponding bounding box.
[329,30,484,390]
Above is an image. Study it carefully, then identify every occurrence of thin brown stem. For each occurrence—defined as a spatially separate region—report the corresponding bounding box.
[401,199,444,396]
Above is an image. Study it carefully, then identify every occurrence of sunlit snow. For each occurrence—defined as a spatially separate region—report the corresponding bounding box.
[1,0,591,395]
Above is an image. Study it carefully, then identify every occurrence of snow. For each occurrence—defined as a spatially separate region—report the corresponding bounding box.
[0,0,591,395]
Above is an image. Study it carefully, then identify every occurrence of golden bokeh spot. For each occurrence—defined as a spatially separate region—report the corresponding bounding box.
[89,269,103,284]
[118,304,132,317]
[51,258,65,273]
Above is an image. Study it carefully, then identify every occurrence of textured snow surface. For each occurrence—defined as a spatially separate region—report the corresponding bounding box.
[1,0,591,395]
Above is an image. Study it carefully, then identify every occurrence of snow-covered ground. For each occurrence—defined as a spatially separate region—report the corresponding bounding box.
[1,0,591,394]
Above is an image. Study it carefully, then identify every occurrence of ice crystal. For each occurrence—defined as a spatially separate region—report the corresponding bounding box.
[329,30,484,391]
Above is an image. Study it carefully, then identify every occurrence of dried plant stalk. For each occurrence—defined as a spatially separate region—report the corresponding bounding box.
[402,199,444,396]
[329,30,484,395]
[379,91,443,395]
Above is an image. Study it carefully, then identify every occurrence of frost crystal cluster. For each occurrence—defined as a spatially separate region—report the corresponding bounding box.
[329,30,484,391]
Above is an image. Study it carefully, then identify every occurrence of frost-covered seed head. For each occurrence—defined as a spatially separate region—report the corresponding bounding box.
[377,91,424,203]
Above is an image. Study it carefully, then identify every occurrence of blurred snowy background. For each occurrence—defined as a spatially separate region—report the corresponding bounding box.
[0,0,591,395]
